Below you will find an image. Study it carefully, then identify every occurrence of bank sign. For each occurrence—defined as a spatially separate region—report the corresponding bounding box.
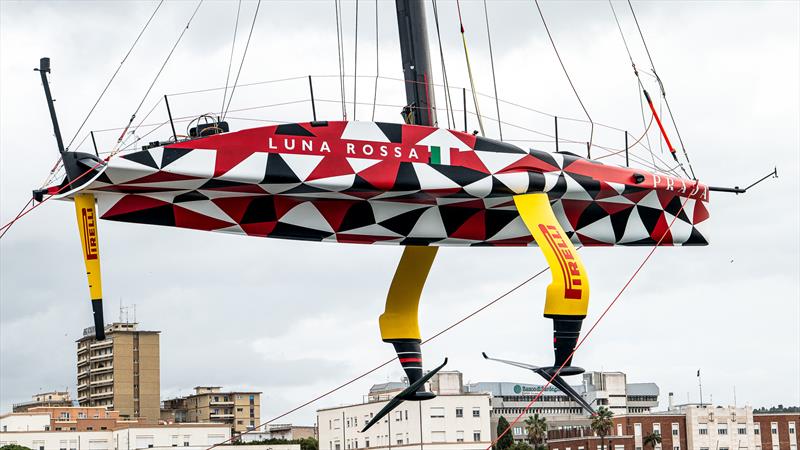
[512,384,560,394]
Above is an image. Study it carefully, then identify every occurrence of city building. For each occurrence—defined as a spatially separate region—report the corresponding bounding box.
[12,391,73,412]
[317,371,492,450]
[545,405,799,450]
[466,371,659,443]
[76,322,161,423]
[0,423,231,450]
[161,386,261,434]
[240,423,317,441]
[2,407,140,432]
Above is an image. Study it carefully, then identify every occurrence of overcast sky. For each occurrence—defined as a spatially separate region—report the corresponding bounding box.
[1,0,798,426]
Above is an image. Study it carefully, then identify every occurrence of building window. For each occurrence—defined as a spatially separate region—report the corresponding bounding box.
[473,408,481,417]
[396,411,402,422]
[474,431,481,441]
[771,423,778,434]
[365,438,370,448]
[672,423,679,436]
[456,407,463,418]
[738,425,747,435]
[789,422,796,434]
[457,431,465,443]
[699,424,708,435]
[718,424,728,435]
[618,424,623,436]
[635,423,642,436]
[430,407,445,418]
[755,425,760,435]
[431,431,446,443]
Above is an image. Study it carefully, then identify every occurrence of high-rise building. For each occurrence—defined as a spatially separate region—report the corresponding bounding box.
[161,386,261,434]
[76,322,160,423]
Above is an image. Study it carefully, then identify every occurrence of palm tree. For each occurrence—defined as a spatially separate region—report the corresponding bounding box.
[590,407,614,450]
[643,432,662,450]
[524,413,548,450]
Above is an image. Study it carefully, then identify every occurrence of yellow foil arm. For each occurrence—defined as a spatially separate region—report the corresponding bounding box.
[74,193,105,339]
[514,193,589,318]
[379,246,438,341]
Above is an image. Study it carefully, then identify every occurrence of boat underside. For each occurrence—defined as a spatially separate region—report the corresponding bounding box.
[57,121,710,246]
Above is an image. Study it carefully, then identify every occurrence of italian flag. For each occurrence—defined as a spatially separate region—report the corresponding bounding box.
[428,146,452,165]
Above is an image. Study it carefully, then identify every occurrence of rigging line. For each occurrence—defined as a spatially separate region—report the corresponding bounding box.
[115,0,204,150]
[533,0,595,150]
[222,0,262,121]
[638,82,657,168]
[431,0,455,129]
[483,0,503,141]
[220,0,242,118]
[334,0,347,120]
[353,0,359,121]
[206,263,556,450]
[64,0,164,151]
[168,76,308,96]
[371,0,379,121]
[627,0,696,180]
[488,192,695,450]
[455,0,486,136]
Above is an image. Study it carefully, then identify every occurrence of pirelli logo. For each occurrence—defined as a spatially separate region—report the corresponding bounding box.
[81,207,99,260]
[538,223,583,300]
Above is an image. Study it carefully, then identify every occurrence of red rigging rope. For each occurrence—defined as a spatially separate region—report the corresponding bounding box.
[205,263,559,449]
[486,190,697,450]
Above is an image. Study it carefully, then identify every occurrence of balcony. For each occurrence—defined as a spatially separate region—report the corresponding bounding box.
[209,400,234,406]
[90,339,113,349]
[90,353,113,361]
[92,364,114,374]
[78,346,88,355]
[90,378,114,386]
[92,390,114,399]
[210,412,235,419]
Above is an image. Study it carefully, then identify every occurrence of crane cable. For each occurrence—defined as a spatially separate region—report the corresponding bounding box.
[222,0,262,121]
[431,0,456,129]
[608,0,671,174]
[334,0,347,120]
[483,0,503,141]
[627,0,696,180]
[353,0,359,120]
[64,0,164,152]
[114,0,204,151]
[455,0,486,136]
[220,0,242,118]
[371,0,379,121]
[533,0,595,152]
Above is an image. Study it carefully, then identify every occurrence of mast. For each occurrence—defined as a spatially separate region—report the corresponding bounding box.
[35,57,66,154]
[395,0,437,127]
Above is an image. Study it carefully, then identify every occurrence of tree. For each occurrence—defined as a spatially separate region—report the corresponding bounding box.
[508,443,534,450]
[591,407,614,450]
[643,431,662,450]
[496,416,515,450]
[0,445,33,450]
[524,413,548,449]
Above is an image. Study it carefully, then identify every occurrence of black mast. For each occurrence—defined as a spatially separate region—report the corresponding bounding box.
[35,57,66,154]
[395,0,436,127]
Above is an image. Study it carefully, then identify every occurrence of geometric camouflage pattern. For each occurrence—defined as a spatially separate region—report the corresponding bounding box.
[61,121,710,246]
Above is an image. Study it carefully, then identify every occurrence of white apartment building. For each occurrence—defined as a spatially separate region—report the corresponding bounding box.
[317,371,492,450]
[466,371,659,442]
[1,420,231,449]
